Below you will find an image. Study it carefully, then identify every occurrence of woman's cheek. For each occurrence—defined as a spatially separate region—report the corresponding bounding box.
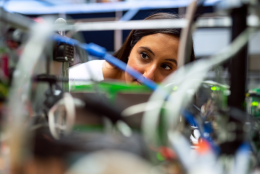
[128,58,144,74]
[132,64,143,74]
[124,58,143,83]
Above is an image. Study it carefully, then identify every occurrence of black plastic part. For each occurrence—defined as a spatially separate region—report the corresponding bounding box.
[33,74,60,84]
[220,5,248,155]
[43,84,63,109]
[72,93,124,124]
[32,128,149,160]
[228,5,248,111]
[53,43,74,62]
[33,74,64,120]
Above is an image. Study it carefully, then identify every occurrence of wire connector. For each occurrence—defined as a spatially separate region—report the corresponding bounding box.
[84,43,106,58]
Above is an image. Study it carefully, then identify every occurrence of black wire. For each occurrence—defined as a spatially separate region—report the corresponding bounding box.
[193,104,201,113]
[218,108,255,124]
[32,74,93,83]
[72,92,125,125]
[193,0,207,22]
[45,43,52,75]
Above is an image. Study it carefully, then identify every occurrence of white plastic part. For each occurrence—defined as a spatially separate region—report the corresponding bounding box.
[48,92,76,139]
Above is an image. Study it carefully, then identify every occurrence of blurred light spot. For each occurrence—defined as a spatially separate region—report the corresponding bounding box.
[156,152,165,161]
[252,101,258,106]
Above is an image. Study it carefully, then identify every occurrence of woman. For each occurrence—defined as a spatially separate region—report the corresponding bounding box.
[69,13,195,85]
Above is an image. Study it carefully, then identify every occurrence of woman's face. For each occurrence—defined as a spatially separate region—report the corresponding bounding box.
[125,33,179,84]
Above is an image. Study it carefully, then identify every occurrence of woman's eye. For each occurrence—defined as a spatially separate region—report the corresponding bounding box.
[162,64,172,70]
[141,52,149,59]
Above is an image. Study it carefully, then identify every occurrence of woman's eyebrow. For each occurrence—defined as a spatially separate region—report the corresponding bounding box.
[140,46,155,56]
[165,59,178,66]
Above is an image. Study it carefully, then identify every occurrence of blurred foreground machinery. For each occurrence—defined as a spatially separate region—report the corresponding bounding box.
[1,0,260,174]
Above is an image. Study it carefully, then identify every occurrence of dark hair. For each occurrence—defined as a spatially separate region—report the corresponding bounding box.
[113,12,195,64]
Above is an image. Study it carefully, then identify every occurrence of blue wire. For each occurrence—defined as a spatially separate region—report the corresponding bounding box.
[182,110,199,127]
[237,143,250,153]
[104,53,158,91]
[181,110,220,154]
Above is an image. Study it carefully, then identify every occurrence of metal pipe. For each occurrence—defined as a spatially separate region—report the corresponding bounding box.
[54,17,258,32]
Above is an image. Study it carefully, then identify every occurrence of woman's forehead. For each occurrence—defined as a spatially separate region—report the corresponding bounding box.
[134,33,179,56]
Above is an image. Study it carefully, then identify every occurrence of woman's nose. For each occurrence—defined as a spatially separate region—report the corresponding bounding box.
[143,65,157,81]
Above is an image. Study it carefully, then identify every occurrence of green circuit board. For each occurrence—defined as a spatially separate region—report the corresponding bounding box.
[70,81,152,102]
[248,88,260,117]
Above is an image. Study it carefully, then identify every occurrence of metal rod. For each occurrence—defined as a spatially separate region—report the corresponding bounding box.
[54,17,258,32]
[228,5,248,111]
[0,7,34,31]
